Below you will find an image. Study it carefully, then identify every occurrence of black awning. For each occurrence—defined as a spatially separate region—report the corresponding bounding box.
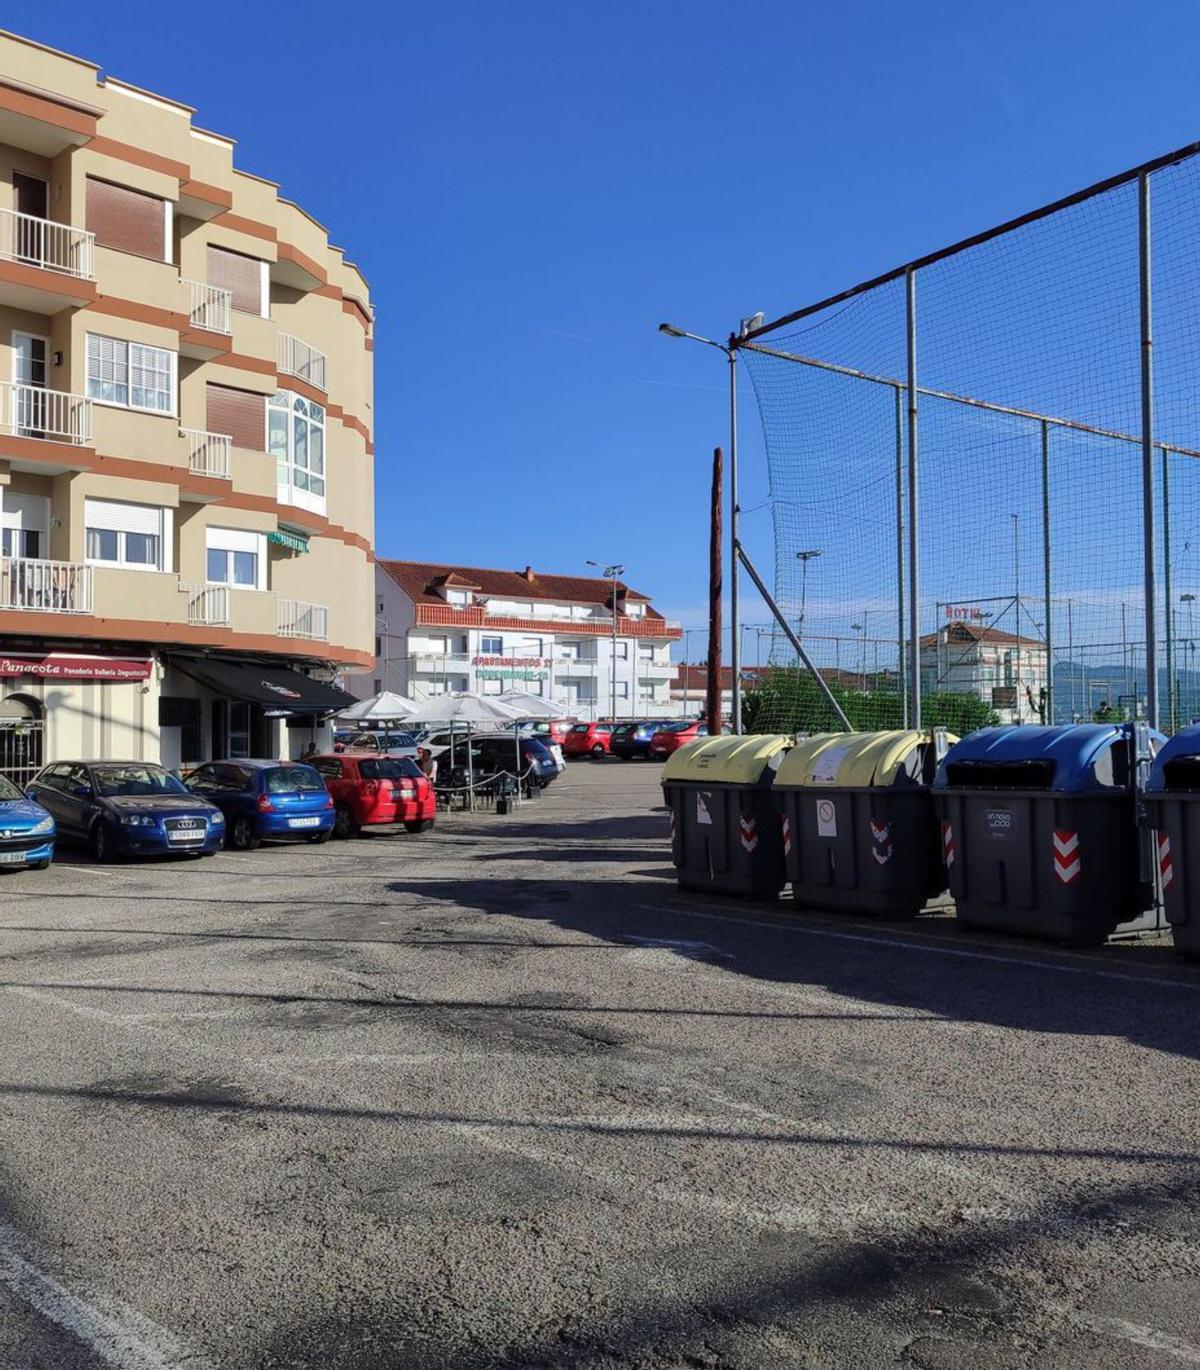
[170,656,355,713]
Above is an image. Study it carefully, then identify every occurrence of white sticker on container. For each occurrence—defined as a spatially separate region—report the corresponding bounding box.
[812,747,848,784]
[696,792,712,825]
[816,797,837,837]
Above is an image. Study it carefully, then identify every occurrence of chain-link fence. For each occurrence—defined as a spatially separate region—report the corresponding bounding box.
[738,139,1200,736]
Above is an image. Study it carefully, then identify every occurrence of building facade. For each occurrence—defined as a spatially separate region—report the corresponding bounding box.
[919,621,1049,725]
[0,31,374,784]
[364,561,681,718]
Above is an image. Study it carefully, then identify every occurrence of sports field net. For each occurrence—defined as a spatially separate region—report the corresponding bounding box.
[739,143,1200,737]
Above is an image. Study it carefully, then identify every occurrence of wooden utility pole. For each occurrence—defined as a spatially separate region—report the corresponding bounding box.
[707,446,723,729]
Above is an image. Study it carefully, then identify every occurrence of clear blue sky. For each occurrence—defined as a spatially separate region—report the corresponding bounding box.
[21,0,1200,649]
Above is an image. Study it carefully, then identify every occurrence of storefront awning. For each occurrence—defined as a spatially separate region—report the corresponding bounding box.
[268,529,310,553]
[170,656,354,713]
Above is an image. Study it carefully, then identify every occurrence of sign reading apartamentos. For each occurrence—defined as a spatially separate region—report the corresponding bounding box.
[0,656,153,682]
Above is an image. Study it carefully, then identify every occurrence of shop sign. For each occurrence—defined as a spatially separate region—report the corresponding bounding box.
[0,655,153,682]
[471,656,552,668]
[475,666,548,682]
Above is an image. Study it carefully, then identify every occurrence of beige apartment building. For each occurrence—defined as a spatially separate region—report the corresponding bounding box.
[0,30,374,782]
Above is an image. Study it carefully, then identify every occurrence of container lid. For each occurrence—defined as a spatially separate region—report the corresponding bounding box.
[775,730,939,788]
[934,723,1135,793]
[1147,724,1200,792]
[661,734,792,784]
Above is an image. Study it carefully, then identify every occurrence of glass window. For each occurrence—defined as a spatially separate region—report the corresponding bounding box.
[86,334,175,414]
[207,547,259,587]
[92,764,186,797]
[480,636,503,653]
[123,532,158,565]
[2,527,43,558]
[85,527,119,562]
[266,765,326,793]
[272,391,326,508]
[359,757,421,781]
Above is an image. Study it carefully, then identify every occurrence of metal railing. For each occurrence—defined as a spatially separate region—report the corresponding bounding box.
[180,427,232,479]
[183,583,230,627]
[0,208,93,279]
[185,279,232,334]
[277,333,327,391]
[0,557,93,614]
[278,597,328,640]
[0,380,91,445]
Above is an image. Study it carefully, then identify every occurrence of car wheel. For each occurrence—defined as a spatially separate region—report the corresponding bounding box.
[308,830,332,844]
[90,821,114,864]
[333,805,359,839]
[230,815,260,851]
[404,819,433,834]
[591,744,605,758]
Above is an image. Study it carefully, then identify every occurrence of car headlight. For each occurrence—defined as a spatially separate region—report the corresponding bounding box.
[119,814,155,827]
[30,816,54,836]
[210,811,225,824]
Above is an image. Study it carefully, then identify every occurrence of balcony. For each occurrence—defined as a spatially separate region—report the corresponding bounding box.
[0,557,93,614]
[184,279,232,335]
[278,597,328,641]
[278,333,327,392]
[410,653,473,673]
[180,427,232,481]
[183,584,230,627]
[414,601,682,639]
[0,208,96,311]
[0,381,92,447]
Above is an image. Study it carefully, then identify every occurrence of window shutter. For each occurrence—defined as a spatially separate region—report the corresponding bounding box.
[86,177,168,259]
[206,384,266,452]
[207,245,264,315]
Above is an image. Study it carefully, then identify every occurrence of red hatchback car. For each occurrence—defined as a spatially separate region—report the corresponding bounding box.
[648,721,722,759]
[563,722,616,758]
[310,753,435,837]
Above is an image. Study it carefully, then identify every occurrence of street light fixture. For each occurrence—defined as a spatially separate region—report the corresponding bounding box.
[795,549,823,638]
[588,559,625,721]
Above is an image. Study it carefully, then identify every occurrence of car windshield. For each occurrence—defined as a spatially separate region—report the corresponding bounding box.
[665,722,695,732]
[266,766,326,794]
[93,764,187,797]
[0,776,24,801]
[359,757,421,780]
[382,732,416,748]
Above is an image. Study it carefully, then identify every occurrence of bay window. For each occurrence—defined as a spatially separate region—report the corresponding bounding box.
[269,391,325,513]
[86,334,177,415]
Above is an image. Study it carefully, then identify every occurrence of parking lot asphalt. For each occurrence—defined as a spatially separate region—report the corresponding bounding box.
[0,759,1198,1369]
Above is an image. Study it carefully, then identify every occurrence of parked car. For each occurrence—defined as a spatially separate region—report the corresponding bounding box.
[0,774,55,871]
[611,720,674,760]
[309,753,435,837]
[28,760,224,862]
[522,719,575,749]
[563,722,616,758]
[648,721,724,759]
[335,729,419,759]
[458,735,561,788]
[183,760,334,850]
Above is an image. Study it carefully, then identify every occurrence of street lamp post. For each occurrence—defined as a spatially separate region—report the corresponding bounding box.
[588,560,624,720]
[659,317,759,733]
[796,549,823,639]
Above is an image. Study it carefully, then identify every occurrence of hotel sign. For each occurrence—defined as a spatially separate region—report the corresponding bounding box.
[0,655,153,682]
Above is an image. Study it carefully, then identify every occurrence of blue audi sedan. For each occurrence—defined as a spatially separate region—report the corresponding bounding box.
[28,760,224,862]
[0,774,55,871]
[182,760,334,850]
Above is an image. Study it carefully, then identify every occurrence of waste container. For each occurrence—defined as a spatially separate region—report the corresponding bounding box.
[661,734,792,898]
[934,723,1164,945]
[773,729,949,918]
[1145,726,1200,959]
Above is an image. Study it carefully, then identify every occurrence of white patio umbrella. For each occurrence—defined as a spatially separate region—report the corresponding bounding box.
[403,692,526,806]
[336,690,420,723]
[497,689,568,719]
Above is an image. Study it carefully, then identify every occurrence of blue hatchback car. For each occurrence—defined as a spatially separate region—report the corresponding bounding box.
[0,774,55,871]
[28,760,224,862]
[183,760,334,850]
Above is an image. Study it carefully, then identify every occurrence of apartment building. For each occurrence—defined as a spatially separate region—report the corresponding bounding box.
[362,561,682,719]
[919,620,1049,724]
[0,30,374,782]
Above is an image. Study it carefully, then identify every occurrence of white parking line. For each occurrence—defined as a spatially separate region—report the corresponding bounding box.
[1046,1303,1200,1363]
[0,1216,207,1369]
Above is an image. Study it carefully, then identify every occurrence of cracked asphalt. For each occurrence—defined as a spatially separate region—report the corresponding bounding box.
[0,760,1198,1368]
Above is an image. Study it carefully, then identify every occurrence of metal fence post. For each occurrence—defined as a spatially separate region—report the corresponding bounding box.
[895,383,907,726]
[1041,421,1053,723]
[1162,444,1174,732]
[1139,171,1158,728]
[906,267,921,728]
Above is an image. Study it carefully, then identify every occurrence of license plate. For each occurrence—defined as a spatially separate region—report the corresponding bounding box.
[167,829,204,844]
[288,816,321,828]
[0,851,27,864]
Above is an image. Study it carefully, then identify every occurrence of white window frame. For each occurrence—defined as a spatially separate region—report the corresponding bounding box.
[269,390,326,515]
[446,588,469,606]
[480,635,503,654]
[204,526,267,591]
[86,333,177,416]
[83,497,172,572]
[163,199,174,264]
[0,491,49,559]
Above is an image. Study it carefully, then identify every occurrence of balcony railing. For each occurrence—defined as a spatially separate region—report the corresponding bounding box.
[180,427,232,480]
[278,597,328,641]
[183,583,230,627]
[0,208,94,279]
[278,333,327,391]
[185,279,232,334]
[0,381,91,445]
[0,557,92,614]
[414,601,683,638]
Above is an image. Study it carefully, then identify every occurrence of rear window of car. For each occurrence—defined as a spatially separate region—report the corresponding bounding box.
[571,724,589,733]
[359,758,421,781]
[266,765,326,794]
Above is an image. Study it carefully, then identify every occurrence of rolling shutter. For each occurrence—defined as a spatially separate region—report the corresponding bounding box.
[206,383,265,452]
[207,245,264,315]
[86,177,167,259]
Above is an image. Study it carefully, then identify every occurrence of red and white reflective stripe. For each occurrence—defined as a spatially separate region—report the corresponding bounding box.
[1053,829,1082,885]
[669,809,676,839]
[739,813,759,853]
[1159,833,1174,890]
[781,814,792,857]
[941,820,955,868]
[870,816,893,866]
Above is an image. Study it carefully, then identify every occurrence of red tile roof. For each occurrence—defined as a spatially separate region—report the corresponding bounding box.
[919,622,1043,650]
[379,560,661,617]
[672,664,769,691]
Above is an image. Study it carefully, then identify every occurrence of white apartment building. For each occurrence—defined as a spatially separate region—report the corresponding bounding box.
[919,620,1049,725]
[360,561,682,718]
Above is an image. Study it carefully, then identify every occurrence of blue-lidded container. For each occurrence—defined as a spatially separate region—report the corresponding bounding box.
[1146,726,1200,959]
[933,723,1165,945]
